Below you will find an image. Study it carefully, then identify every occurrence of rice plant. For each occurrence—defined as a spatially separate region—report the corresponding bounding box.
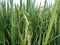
[0,0,60,45]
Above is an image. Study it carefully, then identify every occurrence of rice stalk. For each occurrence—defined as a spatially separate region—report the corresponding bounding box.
[43,0,59,45]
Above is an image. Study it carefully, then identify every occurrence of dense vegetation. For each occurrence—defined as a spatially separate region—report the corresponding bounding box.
[0,0,60,45]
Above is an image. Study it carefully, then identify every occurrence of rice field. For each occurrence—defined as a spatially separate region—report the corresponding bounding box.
[0,0,60,45]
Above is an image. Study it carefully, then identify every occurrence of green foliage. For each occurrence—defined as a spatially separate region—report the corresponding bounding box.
[0,0,60,45]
